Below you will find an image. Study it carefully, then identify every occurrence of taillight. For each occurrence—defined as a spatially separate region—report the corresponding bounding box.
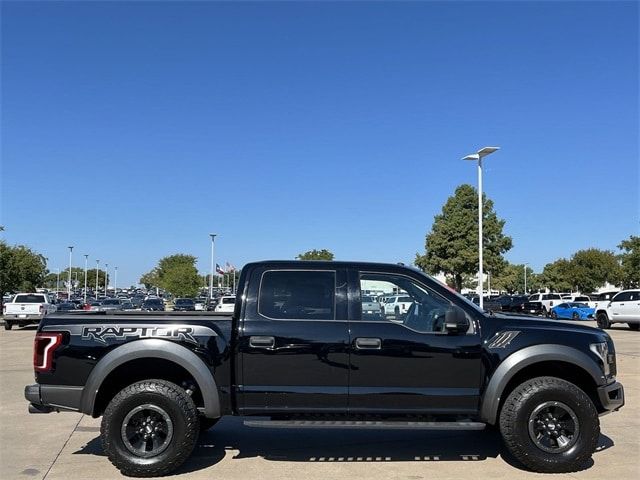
[33,333,63,372]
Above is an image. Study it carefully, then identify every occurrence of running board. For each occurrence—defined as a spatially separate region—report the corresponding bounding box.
[243,420,486,430]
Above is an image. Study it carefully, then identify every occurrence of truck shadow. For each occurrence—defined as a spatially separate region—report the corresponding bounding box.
[74,417,614,475]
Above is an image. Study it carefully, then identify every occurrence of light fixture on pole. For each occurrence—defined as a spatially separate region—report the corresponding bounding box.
[209,234,217,300]
[462,146,500,310]
[67,246,74,299]
[83,255,89,304]
[105,263,109,297]
[95,259,100,299]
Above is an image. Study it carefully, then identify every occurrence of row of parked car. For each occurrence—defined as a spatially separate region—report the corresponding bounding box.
[359,288,640,331]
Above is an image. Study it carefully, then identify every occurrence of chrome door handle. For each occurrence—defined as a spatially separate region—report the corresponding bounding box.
[355,337,382,350]
[249,336,275,348]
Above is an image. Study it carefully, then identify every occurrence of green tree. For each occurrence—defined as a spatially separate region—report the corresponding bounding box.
[145,254,201,297]
[492,263,540,294]
[139,269,160,290]
[569,248,621,293]
[415,184,513,291]
[296,249,335,261]
[540,259,573,292]
[0,242,47,309]
[618,235,640,288]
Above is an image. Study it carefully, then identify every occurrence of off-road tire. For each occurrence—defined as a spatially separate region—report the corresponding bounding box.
[596,312,610,329]
[101,379,199,477]
[199,417,219,432]
[629,323,640,331]
[499,376,599,473]
[4,321,13,330]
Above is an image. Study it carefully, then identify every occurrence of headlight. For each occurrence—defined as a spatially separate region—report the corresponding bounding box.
[590,342,611,377]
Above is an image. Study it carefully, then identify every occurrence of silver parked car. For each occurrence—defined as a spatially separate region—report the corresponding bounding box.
[100,298,123,311]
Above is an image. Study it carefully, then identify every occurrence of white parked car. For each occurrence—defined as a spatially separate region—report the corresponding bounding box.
[215,295,236,313]
[527,293,563,316]
[595,289,640,330]
[383,295,414,320]
[3,293,57,330]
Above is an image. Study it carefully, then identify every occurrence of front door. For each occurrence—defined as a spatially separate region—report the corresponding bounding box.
[238,266,349,415]
[348,270,483,416]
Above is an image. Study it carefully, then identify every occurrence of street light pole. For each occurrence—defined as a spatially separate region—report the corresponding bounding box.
[209,234,217,300]
[67,246,74,299]
[462,146,500,310]
[95,260,100,299]
[524,263,528,294]
[56,268,60,298]
[105,263,109,297]
[83,255,89,304]
[114,266,118,295]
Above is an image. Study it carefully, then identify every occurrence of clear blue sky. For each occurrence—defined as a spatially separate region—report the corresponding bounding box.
[1,1,638,286]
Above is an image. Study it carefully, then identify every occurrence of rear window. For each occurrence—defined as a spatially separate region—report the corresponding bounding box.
[175,299,194,305]
[399,296,413,303]
[222,297,236,304]
[259,270,335,320]
[361,296,374,303]
[144,299,162,305]
[102,299,120,305]
[14,294,46,303]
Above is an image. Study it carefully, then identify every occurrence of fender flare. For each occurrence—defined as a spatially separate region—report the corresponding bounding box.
[80,339,221,418]
[480,344,605,425]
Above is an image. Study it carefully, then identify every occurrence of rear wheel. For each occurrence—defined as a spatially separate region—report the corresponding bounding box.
[629,323,640,331]
[101,379,199,477]
[4,321,13,330]
[499,376,599,473]
[596,312,610,329]
[550,311,558,319]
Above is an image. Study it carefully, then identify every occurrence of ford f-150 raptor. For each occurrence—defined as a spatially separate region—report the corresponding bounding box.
[24,261,624,477]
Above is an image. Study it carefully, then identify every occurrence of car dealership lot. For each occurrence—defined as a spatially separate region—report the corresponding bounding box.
[1,323,638,480]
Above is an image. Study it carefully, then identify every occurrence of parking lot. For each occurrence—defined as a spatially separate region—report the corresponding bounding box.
[0,322,638,480]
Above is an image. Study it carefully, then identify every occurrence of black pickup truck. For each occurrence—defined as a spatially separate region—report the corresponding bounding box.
[25,261,624,477]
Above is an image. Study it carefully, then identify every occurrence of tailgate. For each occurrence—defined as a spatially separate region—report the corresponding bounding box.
[7,303,41,315]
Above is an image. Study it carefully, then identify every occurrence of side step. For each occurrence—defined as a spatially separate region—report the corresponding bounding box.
[244,420,486,430]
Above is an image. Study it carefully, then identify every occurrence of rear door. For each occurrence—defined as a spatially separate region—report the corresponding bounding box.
[347,269,483,416]
[238,266,349,415]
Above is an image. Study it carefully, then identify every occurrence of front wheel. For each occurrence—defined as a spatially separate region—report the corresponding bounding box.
[572,312,580,320]
[4,321,13,330]
[101,379,199,477]
[596,312,610,329]
[550,311,558,320]
[499,376,599,473]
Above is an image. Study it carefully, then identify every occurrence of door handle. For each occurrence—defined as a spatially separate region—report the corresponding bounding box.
[355,337,382,350]
[249,336,275,349]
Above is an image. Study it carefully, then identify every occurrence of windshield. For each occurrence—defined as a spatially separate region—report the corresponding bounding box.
[144,299,162,305]
[222,297,235,304]
[175,299,194,305]
[102,299,120,305]
[361,296,374,303]
[14,294,46,303]
[570,303,589,308]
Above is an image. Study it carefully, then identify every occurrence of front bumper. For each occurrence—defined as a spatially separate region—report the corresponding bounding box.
[597,381,625,414]
[25,384,83,414]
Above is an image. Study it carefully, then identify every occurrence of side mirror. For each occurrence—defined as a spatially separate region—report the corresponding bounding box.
[444,305,469,334]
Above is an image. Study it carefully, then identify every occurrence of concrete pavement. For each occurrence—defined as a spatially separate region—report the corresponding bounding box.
[1,323,638,480]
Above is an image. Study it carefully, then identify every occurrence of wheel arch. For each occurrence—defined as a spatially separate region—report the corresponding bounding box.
[80,339,220,419]
[480,345,605,425]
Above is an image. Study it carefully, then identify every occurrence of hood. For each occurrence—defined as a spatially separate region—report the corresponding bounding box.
[492,312,604,336]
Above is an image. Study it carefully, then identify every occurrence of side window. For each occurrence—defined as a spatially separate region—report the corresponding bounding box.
[259,270,336,320]
[612,292,629,303]
[360,273,455,334]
